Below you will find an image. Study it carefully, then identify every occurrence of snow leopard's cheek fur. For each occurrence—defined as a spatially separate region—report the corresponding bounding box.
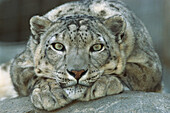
[33,45,56,79]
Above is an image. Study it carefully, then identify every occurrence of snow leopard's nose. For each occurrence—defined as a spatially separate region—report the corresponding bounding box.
[67,69,88,80]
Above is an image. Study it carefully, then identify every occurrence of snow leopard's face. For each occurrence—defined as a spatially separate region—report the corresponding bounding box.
[30,15,125,99]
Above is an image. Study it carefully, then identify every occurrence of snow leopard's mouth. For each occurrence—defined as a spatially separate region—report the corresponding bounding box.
[58,69,104,88]
[60,82,91,88]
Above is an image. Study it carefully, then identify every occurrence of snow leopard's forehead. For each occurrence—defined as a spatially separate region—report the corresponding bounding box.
[47,15,106,47]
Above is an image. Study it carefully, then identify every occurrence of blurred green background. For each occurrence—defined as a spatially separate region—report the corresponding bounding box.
[0,0,169,93]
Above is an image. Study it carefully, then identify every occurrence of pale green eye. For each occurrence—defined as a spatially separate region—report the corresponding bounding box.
[90,44,104,52]
[52,42,65,51]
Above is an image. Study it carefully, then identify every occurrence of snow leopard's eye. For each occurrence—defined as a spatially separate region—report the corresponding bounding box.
[52,42,65,51]
[90,44,104,52]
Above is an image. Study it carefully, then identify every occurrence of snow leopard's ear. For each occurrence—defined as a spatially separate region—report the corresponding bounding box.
[30,16,52,36]
[104,15,126,44]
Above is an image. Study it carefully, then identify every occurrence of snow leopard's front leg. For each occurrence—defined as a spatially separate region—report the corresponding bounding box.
[10,52,72,111]
[11,63,72,111]
[31,78,72,111]
[79,75,123,101]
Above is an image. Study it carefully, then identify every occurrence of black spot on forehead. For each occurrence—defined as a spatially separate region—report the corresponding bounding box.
[100,10,106,16]
[68,8,74,12]
[109,4,120,11]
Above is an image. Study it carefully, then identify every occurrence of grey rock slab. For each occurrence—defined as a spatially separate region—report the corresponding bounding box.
[0,91,170,113]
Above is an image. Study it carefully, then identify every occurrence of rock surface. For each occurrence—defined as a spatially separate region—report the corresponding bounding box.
[0,91,170,113]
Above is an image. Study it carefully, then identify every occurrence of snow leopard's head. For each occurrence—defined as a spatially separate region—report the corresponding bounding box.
[30,14,126,99]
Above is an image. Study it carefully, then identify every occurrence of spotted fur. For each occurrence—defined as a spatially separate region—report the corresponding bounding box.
[9,0,162,111]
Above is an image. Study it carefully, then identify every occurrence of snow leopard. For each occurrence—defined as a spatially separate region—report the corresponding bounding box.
[1,0,162,111]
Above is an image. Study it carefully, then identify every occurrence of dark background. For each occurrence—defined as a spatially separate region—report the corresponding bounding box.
[0,0,169,93]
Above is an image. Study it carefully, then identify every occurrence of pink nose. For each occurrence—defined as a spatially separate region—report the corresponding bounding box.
[71,70,86,80]
[67,69,87,80]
